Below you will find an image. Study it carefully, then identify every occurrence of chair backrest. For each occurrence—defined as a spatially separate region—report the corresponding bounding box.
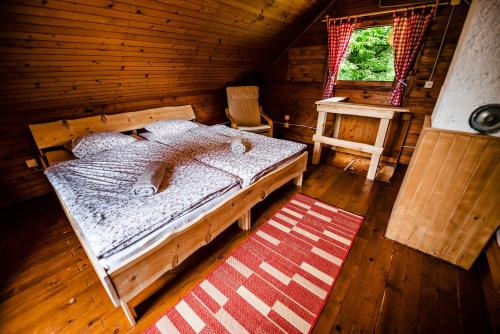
[226,86,261,126]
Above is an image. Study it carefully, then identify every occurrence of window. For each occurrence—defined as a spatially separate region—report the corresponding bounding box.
[338,26,395,82]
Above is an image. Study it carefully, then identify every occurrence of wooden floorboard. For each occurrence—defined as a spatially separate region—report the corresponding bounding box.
[0,164,493,334]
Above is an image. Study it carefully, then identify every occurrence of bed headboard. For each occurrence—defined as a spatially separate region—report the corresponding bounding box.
[28,105,196,167]
[29,105,196,151]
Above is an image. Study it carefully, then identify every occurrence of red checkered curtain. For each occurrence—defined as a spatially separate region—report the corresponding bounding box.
[390,9,433,106]
[323,20,355,99]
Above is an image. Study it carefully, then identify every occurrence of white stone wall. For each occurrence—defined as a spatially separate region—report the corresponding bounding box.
[431,0,500,136]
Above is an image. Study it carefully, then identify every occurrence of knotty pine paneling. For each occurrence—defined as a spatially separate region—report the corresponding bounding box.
[262,0,469,165]
[0,0,332,207]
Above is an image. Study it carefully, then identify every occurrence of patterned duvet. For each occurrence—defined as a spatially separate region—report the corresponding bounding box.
[151,125,307,187]
[45,141,240,259]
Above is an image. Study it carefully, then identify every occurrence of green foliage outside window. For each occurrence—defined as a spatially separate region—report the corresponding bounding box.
[338,26,395,81]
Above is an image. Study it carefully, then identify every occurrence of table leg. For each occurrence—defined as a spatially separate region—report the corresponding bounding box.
[312,110,327,164]
[367,118,390,180]
[331,114,342,151]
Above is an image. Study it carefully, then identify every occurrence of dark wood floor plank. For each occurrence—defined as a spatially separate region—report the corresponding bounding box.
[350,239,395,334]
[374,244,410,334]
[457,265,493,334]
[417,255,441,334]
[438,263,462,334]
[390,247,424,334]
[0,164,493,334]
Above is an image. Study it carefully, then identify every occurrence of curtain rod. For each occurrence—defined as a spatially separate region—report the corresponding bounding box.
[378,0,438,9]
[322,1,449,23]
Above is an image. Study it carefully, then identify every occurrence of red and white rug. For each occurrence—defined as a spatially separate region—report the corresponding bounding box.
[145,193,363,334]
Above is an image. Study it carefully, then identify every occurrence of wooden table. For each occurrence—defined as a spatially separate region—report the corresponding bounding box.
[312,98,410,180]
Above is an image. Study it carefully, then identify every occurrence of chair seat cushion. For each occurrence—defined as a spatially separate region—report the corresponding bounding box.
[237,124,271,132]
[226,86,262,126]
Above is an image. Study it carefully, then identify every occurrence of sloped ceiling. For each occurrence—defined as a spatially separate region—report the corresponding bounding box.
[0,0,332,116]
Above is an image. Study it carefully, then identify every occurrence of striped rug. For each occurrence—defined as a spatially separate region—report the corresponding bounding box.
[145,193,364,334]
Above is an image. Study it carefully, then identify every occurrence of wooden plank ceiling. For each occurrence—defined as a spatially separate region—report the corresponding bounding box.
[0,0,330,116]
[0,0,331,206]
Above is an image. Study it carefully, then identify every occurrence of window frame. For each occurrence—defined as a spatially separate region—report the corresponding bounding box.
[334,17,395,89]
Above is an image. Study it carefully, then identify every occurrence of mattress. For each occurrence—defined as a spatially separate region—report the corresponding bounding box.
[99,183,241,270]
[45,140,240,259]
[145,125,307,187]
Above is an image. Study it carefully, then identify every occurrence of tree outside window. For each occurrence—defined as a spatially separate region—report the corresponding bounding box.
[338,26,395,82]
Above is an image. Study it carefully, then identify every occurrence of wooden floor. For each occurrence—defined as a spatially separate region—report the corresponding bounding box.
[0,164,492,334]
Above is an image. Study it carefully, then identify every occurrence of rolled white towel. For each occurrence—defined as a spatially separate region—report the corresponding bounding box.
[131,161,167,197]
[231,135,247,154]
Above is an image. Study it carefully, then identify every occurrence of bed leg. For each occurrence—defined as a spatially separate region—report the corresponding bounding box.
[121,300,137,326]
[294,172,304,187]
[238,210,251,231]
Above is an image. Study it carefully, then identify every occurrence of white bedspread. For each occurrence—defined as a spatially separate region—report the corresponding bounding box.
[152,125,306,187]
[45,141,239,258]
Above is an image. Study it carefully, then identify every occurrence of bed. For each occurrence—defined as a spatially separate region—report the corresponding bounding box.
[29,105,308,325]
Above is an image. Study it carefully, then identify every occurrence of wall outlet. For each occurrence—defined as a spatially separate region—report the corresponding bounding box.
[284,115,290,128]
[424,81,434,89]
[25,159,38,168]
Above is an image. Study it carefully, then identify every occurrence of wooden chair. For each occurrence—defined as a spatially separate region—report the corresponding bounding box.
[225,86,273,137]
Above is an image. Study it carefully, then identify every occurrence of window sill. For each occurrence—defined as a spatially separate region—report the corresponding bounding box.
[336,80,394,91]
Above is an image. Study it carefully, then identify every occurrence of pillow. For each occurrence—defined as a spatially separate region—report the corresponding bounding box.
[144,119,198,136]
[71,132,136,159]
[139,131,159,141]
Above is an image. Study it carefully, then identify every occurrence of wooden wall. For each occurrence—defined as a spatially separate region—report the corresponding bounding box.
[0,0,331,207]
[261,0,469,165]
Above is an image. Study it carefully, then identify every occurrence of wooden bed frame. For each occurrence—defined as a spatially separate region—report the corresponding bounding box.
[29,105,307,325]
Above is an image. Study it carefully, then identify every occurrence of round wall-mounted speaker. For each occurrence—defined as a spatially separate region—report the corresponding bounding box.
[469,104,500,134]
